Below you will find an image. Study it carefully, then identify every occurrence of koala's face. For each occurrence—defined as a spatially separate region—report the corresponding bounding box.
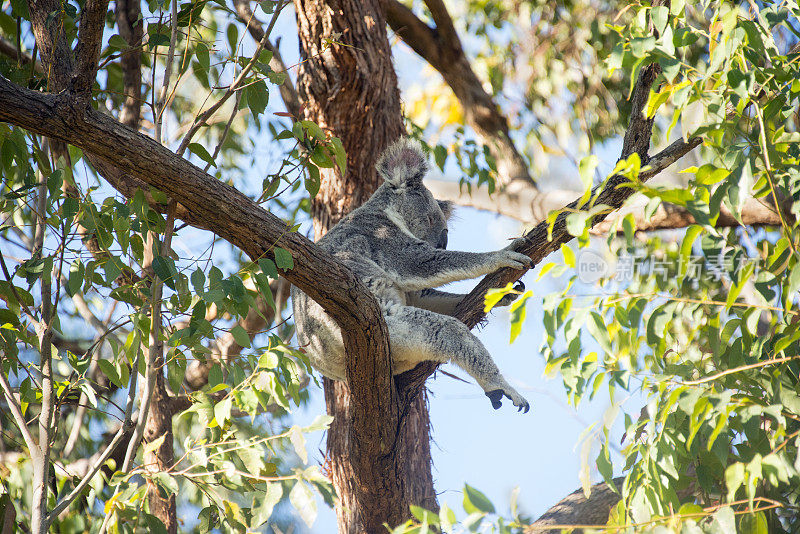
[376,138,454,248]
[390,187,453,249]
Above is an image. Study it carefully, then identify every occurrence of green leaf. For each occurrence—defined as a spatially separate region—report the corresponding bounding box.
[151,471,178,496]
[330,136,347,176]
[195,42,210,71]
[725,462,744,500]
[586,312,613,356]
[565,212,590,237]
[300,120,326,140]
[188,142,216,168]
[289,480,317,528]
[710,506,736,534]
[410,505,440,527]
[596,444,614,487]
[651,5,669,34]
[289,425,308,464]
[214,396,232,425]
[108,34,129,50]
[97,358,123,389]
[463,483,494,514]
[578,155,598,204]
[645,87,671,118]
[306,161,321,198]
[246,79,269,116]
[302,414,334,433]
[230,325,251,348]
[439,502,456,532]
[251,483,282,528]
[433,145,447,171]
[484,285,508,312]
[67,259,85,297]
[258,258,279,278]
[509,290,531,343]
[151,256,176,290]
[740,511,768,534]
[273,247,293,270]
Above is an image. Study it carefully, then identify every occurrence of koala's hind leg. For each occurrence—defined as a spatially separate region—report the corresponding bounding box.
[386,306,530,412]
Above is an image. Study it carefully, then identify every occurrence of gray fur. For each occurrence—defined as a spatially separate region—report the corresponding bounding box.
[292,138,531,412]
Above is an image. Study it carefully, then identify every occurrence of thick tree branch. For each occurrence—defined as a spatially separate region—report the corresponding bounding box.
[527,478,624,532]
[73,0,110,95]
[385,0,534,188]
[450,136,701,330]
[0,72,394,442]
[115,0,143,128]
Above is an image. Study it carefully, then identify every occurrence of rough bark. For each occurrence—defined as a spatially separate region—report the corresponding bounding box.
[528,478,624,532]
[143,371,177,534]
[294,0,435,531]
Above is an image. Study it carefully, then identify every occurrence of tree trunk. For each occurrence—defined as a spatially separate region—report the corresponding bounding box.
[295,0,437,531]
[143,370,177,534]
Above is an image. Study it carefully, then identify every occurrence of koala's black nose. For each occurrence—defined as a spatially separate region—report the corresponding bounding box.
[436,229,448,249]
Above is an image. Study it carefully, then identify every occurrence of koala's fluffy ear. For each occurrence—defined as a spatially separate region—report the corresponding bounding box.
[437,200,454,220]
[377,138,428,189]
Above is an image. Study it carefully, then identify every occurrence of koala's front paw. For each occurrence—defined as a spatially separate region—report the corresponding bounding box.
[504,237,528,251]
[485,386,530,413]
[496,281,525,307]
[492,250,533,271]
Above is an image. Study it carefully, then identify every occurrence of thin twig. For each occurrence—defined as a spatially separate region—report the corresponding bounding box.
[204,91,241,172]
[0,365,39,455]
[154,0,180,143]
[680,355,800,386]
[175,0,287,157]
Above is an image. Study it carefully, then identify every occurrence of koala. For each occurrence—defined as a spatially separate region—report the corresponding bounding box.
[291,138,532,412]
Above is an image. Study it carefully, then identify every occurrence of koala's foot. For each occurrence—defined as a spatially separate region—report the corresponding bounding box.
[492,250,533,271]
[496,281,525,307]
[485,386,530,413]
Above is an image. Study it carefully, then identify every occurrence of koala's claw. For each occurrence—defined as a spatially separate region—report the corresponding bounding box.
[485,389,530,413]
[496,280,526,307]
[495,250,533,270]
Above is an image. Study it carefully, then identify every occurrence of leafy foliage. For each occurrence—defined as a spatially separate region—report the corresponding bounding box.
[0,1,341,531]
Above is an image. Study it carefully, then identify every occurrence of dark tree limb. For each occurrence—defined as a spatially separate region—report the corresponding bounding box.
[73,0,110,96]
[527,478,624,533]
[0,77,391,397]
[115,0,144,128]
